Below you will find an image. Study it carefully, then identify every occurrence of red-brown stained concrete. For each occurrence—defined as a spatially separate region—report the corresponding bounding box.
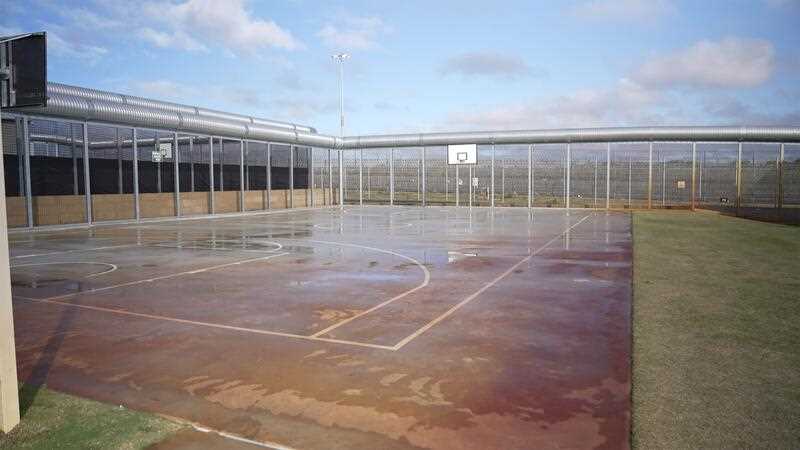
[10,207,631,450]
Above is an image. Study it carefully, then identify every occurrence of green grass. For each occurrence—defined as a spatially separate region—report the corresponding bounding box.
[632,211,800,449]
[0,385,182,450]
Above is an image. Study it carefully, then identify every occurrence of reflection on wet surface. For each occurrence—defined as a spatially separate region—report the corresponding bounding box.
[10,206,632,450]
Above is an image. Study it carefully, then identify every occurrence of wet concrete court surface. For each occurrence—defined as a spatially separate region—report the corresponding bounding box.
[10,206,632,450]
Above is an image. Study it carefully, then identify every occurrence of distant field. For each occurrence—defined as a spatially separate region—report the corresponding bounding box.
[632,211,800,449]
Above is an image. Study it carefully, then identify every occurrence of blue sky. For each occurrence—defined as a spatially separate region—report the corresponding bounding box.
[3,0,799,135]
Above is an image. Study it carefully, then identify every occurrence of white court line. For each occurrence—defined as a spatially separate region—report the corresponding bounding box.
[280,239,431,338]
[391,213,594,350]
[28,252,290,302]
[11,261,119,278]
[10,243,148,259]
[13,295,395,351]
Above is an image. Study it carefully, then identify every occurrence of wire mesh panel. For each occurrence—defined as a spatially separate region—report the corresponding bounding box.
[651,143,692,208]
[136,129,175,218]
[393,147,422,206]
[494,144,528,207]
[311,148,331,206]
[696,143,737,212]
[532,144,565,207]
[608,144,650,209]
[243,141,268,211]
[1,117,26,227]
[342,149,359,204]
[740,144,779,208]
[424,146,454,206]
[179,135,211,216]
[569,144,607,209]
[88,124,134,221]
[784,144,800,207]
[363,148,390,205]
[28,119,86,225]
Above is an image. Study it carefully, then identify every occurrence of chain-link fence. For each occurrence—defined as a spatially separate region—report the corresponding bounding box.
[3,113,799,227]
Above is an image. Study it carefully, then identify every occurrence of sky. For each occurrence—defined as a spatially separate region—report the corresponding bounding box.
[2,0,800,136]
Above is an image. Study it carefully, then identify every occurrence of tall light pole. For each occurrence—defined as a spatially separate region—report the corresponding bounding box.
[332,53,349,208]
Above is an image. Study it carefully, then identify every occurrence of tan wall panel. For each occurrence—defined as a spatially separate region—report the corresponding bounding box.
[244,191,266,211]
[181,192,210,216]
[33,195,86,225]
[91,194,135,221]
[140,193,176,219]
[5,197,27,228]
[215,191,240,213]
[270,190,288,209]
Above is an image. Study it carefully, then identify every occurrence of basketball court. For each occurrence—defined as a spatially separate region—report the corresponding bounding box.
[8,206,631,449]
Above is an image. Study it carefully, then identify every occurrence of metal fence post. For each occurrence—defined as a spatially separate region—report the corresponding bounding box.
[218,138,224,193]
[491,144,495,208]
[527,144,532,209]
[648,142,653,209]
[469,166,473,208]
[133,128,140,220]
[117,128,123,194]
[310,147,315,207]
[174,132,180,217]
[455,164,459,207]
[189,137,195,192]
[566,143,571,209]
[71,123,79,195]
[594,154,598,208]
[209,137,215,214]
[691,142,696,211]
[777,143,784,210]
[327,148,332,205]
[389,147,394,206]
[421,147,426,207]
[266,143,272,209]
[240,140,245,211]
[289,144,294,209]
[606,142,611,209]
[82,122,92,224]
[359,148,363,206]
[627,154,632,208]
[736,142,743,215]
[338,149,344,207]
[155,134,161,194]
[21,119,32,227]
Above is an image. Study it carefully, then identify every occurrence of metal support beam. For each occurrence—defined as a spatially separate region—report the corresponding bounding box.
[327,149,332,205]
[15,119,23,199]
[736,142,743,215]
[648,142,653,209]
[606,143,611,209]
[266,143,272,209]
[189,137,194,192]
[155,134,161,194]
[21,119,32,227]
[527,144,532,209]
[338,149,344,207]
[491,144,495,208]
[310,147,315,207]
[240,140,245,211]
[455,164,460,207]
[218,138,223,192]
[389,148,394,206]
[82,123,92,223]
[421,147,426,207]
[594,154,598,208]
[133,128,140,220]
[289,144,294,209]
[0,109,20,433]
[627,154,632,208]
[359,148,363,206]
[566,143,571,209]
[173,133,180,217]
[777,143,784,210]
[209,137,215,214]
[690,142,696,211]
[117,128,123,194]
[468,166,473,208]
[71,124,78,195]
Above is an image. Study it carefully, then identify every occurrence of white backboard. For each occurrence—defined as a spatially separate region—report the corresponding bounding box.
[447,144,477,165]
[158,142,173,159]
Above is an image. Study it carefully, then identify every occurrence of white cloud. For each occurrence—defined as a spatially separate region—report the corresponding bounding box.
[137,28,207,52]
[317,15,390,50]
[440,52,543,79]
[570,0,676,22]
[142,0,302,52]
[443,79,666,130]
[634,37,775,88]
